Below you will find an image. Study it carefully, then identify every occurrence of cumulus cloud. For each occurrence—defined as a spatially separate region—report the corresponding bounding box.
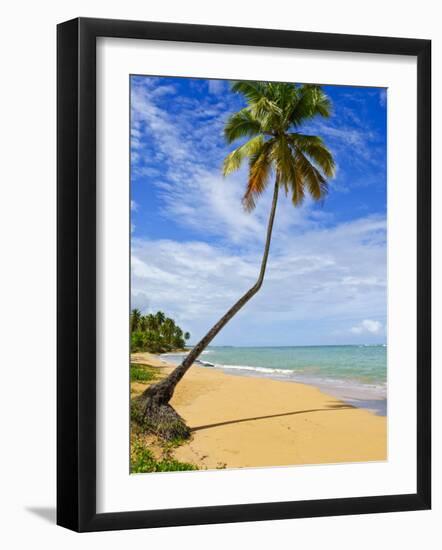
[132,214,386,343]
[207,79,227,95]
[350,319,383,335]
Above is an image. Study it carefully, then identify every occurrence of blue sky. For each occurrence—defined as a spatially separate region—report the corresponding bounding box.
[130,76,387,346]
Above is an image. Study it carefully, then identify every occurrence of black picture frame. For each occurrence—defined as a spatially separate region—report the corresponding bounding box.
[57,17,431,532]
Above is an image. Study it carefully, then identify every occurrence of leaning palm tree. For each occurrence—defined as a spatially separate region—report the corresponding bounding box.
[135,81,335,439]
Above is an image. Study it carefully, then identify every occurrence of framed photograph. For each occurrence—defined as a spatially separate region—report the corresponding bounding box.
[57,17,431,532]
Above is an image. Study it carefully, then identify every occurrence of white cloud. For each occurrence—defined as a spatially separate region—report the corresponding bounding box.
[207,80,226,95]
[131,84,189,163]
[379,89,387,107]
[350,319,383,335]
[307,120,376,164]
[132,214,386,343]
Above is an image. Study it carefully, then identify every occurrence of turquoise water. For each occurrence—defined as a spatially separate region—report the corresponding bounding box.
[162,345,387,415]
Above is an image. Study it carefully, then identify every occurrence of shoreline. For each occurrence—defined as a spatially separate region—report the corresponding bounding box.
[131,352,387,470]
[159,351,387,417]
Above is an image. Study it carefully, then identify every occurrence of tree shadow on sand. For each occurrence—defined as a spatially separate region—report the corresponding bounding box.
[191,402,354,432]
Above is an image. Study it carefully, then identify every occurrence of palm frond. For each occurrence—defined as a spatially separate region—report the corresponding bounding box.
[290,165,306,206]
[308,86,332,118]
[273,84,299,126]
[232,81,284,132]
[231,81,268,103]
[249,97,282,125]
[295,150,329,201]
[243,141,274,211]
[273,137,305,205]
[224,108,262,143]
[289,85,332,127]
[288,133,335,177]
[223,135,265,176]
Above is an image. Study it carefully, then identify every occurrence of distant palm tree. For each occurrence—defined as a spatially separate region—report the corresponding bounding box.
[172,326,184,349]
[155,311,166,326]
[144,313,157,331]
[130,308,142,333]
[162,317,175,345]
[138,81,335,439]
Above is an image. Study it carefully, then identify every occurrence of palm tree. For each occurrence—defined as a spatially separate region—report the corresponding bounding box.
[172,326,185,349]
[155,311,166,327]
[162,317,176,348]
[145,313,157,331]
[130,308,142,333]
[137,81,335,439]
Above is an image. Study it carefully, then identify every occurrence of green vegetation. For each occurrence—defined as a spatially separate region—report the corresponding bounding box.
[130,309,190,353]
[130,440,197,473]
[130,363,157,382]
[129,339,198,472]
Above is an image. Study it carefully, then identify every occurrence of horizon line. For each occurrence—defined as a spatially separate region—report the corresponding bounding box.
[183,343,387,349]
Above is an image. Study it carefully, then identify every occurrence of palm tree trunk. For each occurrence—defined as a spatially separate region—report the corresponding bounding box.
[137,178,280,439]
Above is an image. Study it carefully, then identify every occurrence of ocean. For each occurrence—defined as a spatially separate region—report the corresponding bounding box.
[162,345,387,416]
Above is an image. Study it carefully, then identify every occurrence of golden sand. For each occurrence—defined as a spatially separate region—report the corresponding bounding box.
[131,352,387,470]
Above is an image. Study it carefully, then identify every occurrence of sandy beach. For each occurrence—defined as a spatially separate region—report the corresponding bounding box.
[131,352,387,470]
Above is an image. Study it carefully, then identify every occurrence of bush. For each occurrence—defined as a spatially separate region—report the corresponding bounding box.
[131,330,147,352]
[130,363,157,382]
[130,441,197,473]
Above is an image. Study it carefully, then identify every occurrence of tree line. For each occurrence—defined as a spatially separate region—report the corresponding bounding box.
[131,309,190,353]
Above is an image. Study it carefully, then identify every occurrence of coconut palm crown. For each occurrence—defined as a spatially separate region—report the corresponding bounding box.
[223,81,335,210]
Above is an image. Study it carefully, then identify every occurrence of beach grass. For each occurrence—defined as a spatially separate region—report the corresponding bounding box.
[130,362,158,382]
[130,438,197,473]
[130,357,199,472]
